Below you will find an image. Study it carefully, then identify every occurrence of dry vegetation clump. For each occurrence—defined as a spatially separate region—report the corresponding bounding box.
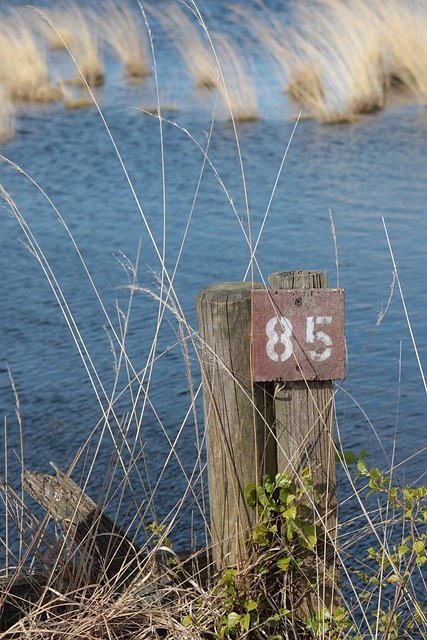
[288,0,387,123]
[0,471,209,638]
[378,0,427,99]
[228,2,290,87]
[98,0,151,80]
[214,34,259,122]
[233,0,427,121]
[287,63,324,108]
[48,2,105,88]
[34,5,75,52]
[320,0,388,115]
[0,87,16,142]
[285,31,327,115]
[152,2,218,89]
[0,12,63,103]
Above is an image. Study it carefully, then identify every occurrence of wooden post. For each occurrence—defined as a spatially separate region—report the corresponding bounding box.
[196,282,276,569]
[267,270,339,616]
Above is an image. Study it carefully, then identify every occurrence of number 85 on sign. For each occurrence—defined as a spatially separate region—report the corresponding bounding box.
[251,289,345,382]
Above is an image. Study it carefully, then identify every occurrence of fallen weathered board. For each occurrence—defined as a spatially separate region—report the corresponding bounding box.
[23,464,142,589]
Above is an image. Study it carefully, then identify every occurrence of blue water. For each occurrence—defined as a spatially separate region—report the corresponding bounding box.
[1,0,427,558]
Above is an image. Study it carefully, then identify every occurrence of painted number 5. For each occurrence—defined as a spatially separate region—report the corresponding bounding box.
[306,316,332,361]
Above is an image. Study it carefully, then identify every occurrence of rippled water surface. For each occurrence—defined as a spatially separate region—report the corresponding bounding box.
[1,0,427,552]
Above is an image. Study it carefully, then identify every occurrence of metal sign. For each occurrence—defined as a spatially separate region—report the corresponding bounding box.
[252,289,345,382]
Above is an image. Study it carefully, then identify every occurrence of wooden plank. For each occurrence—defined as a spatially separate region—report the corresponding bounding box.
[23,465,142,588]
[196,282,276,569]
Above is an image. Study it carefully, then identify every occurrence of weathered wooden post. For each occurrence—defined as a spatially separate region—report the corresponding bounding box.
[252,269,344,616]
[196,282,276,569]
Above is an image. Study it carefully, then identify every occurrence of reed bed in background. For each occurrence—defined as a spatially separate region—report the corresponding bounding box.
[0,10,62,103]
[292,0,388,122]
[152,2,218,89]
[378,0,427,98]
[214,34,259,122]
[53,2,104,87]
[98,0,151,80]
[0,89,16,143]
[0,0,427,132]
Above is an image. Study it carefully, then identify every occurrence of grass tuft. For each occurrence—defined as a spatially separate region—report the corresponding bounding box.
[46,2,105,88]
[214,34,259,122]
[99,0,151,80]
[0,11,62,103]
[153,2,218,89]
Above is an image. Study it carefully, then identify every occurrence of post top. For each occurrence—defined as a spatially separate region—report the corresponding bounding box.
[196,281,264,301]
[268,270,328,289]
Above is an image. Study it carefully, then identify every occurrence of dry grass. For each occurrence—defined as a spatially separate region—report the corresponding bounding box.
[152,2,218,89]
[0,11,62,103]
[99,0,151,80]
[214,34,259,122]
[0,88,16,142]
[378,0,427,99]
[63,96,97,110]
[45,2,105,88]
[285,0,387,122]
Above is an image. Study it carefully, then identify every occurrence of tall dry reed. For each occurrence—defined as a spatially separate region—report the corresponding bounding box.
[152,2,218,89]
[0,10,62,103]
[46,2,105,87]
[99,0,151,80]
[214,34,259,122]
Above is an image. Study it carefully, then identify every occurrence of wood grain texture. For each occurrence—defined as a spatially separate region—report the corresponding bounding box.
[268,270,339,615]
[196,282,276,568]
[23,465,141,587]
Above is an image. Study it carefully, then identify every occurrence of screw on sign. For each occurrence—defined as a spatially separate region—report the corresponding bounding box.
[251,289,345,382]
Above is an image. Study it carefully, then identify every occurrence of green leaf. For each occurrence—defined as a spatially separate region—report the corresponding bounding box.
[413,540,425,555]
[182,615,192,627]
[241,613,251,630]
[277,556,292,571]
[245,599,258,612]
[282,505,297,520]
[275,472,292,489]
[301,524,317,550]
[245,482,256,507]
[337,449,359,465]
[278,489,295,508]
[219,569,238,586]
[227,612,241,629]
[263,474,275,493]
[357,458,368,475]
[252,523,270,546]
[300,467,312,481]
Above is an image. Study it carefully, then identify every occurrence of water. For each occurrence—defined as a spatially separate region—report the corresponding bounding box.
[1,1,427,556]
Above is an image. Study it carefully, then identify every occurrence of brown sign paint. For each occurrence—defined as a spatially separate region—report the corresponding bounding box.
[252,289,345,382]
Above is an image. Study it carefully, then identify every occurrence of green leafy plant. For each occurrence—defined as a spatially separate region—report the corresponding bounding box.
[182,469,349,639]
[344,457,427,639]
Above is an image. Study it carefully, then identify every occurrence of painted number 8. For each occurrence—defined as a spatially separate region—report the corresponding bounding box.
[266,316,293,362]
[266,315,333,362]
